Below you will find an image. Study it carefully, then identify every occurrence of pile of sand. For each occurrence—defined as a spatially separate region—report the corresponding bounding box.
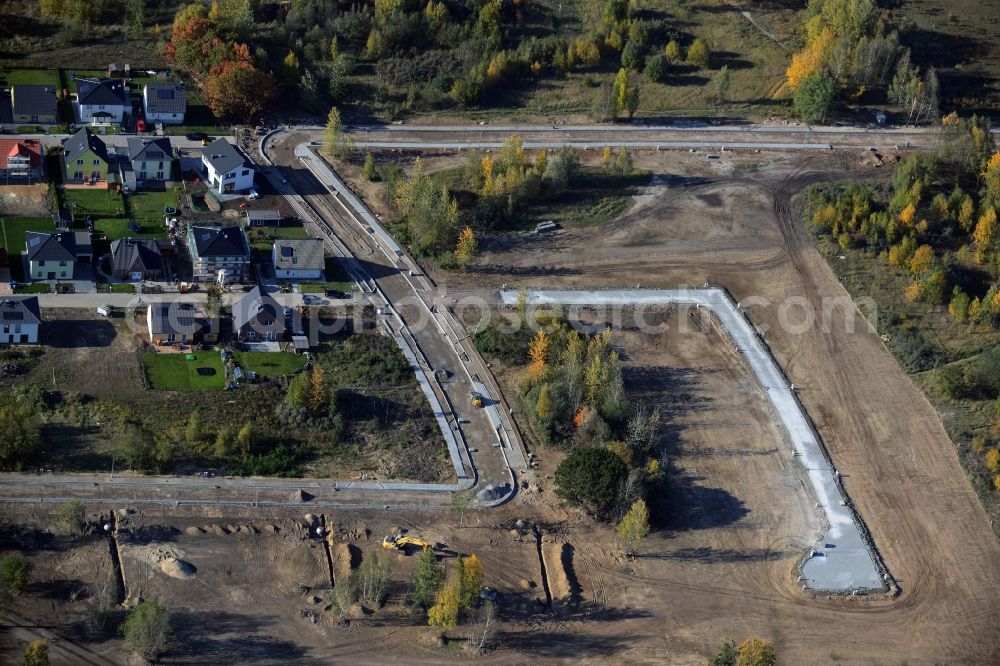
[160,557,196,580]
[333,543,360,581]
[184,526,205,536]
[542,537,571,602]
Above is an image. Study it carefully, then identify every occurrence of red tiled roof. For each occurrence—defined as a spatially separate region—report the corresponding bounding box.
[0,139,41,169]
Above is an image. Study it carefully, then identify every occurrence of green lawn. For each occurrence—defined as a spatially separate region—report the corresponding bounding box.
[234,351,307,377]
[110,283,136,294]
[126,188,183,222]
[0,68,59,86]
[63,188,124,218]
[0,217,54,252]
[247,223,313,251]
[298,258,355,294]
[92,218,165,240]
[143,352,226,390]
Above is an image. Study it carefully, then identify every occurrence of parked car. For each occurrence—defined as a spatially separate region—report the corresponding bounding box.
[302,295,322,304]
[185,132,206,141]
[325,289,350,299]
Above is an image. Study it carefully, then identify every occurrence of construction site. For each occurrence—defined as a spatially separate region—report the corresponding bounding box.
[2,141,1000,664]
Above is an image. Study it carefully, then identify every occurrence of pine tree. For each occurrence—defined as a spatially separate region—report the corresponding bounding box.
[454,226,477,269]
[362,152,379,181]
[617,499,650,557]
[410,546,444,608]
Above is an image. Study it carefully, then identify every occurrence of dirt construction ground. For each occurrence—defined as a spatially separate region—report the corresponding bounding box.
[2,148,1000,664]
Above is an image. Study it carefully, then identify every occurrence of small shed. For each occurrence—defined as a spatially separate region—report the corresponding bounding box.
[246,209,281,227]
[292,335,310,353]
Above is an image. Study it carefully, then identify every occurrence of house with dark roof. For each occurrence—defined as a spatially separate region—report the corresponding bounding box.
[232,286,285,343]
[186,225,250,282]
[143,83,186,125]
[125,137,172,188]
[74,77,129,125]
[25,231,91,280]
[0,296,41,345]
[201,138,255,195]
[110,238,166,281]
[146,301,217,345]
[11,85,58,124]
[272,239,325,281]
[0,139,43,182]
[62,128,110,183]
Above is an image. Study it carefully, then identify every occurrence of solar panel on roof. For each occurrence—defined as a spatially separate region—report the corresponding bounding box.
[4,311,22,320]
[281,246,293,257]
[28,237,40,246]
[156,89,175,99]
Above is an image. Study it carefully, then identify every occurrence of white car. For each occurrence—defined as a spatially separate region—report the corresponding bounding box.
[248,189,260,199]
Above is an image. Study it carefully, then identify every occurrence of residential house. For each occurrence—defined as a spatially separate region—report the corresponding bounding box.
[25,231,92,280]
[187,225,250,282]
[272,239,325,281]
[124,137,172,188]
[142,83,186,125]
[232,286,285,342]
[75,77,129,125]
[201,139,254,195]
[146,301,217,345]
[62,128,110,183]
[110,238,166,281]
[10,85,58,124]
[0,139,43,182]
[0,296,41,345]
[246,209,281,227]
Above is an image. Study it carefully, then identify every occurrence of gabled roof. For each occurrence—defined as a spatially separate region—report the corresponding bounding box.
[127,137,172,162]
[63,128,109,164]
[25,231,76,262]
[273,239,325,271]
[110,238,165,276]
[246,209,281,223]
[11,85,57,117]
[0,296,41,325]
[201,138,250,175]
[232,286,284,331]
[75,77,129,108]
[147,301,199,336]
[188,226,249,259]
[0,139,41,169]
[144,83,186,115]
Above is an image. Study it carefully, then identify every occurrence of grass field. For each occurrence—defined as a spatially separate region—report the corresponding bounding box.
[298,258,355,294]
[126,188,183,222]
[92,217,165,240]
[0,68,58,86]
[13,283,49,294]
[143,352,226,390]
[0,217,54,252]
[62,188,124,218]
[234,351,307,377]
[247,223,313,251]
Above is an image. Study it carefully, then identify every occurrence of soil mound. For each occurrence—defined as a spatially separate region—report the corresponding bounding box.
[184,526,205,536]
[160,557,196,580]
[333,543,361,581]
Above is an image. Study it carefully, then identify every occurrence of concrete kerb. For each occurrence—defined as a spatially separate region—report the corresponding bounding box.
[501,287,891,595]
[275,139,516,505]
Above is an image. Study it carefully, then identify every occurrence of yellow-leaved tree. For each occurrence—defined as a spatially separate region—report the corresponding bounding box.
[785,28,834,90]
[736,636,777,666]
[427,579,461,628]
[983,151,1000,203]
[973,207,997,261]
[617,499,650,557]
[535,383,554,420]
[460,553,484,610]
[528,330,550,379]
[454,226,477,269]
[908,245,934,275]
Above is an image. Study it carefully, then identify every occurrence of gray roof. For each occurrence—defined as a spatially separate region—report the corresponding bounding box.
[11,85,57,117]
[273,239,325,271]
[110,238,165,276]
[0,296,41,325]
[201,138,250,175]
[63,128,109,164]
[147,302,199,336]
[75,77,129,107]
[25,231,76,262]
[188,226,249,259]
[127,137,172,162]
[232,286,284,332]
[144,83,186,114]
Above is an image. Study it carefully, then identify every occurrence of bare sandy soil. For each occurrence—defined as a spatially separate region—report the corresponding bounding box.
[3,147,1000,663]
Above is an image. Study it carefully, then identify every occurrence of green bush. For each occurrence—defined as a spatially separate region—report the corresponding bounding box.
[554,447,627,514]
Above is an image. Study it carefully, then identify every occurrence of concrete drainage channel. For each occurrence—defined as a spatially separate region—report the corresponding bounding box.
[503,288,892,595]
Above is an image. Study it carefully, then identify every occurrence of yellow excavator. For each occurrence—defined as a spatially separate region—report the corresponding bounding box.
[382,533,433,551]
[470,391,483,408]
